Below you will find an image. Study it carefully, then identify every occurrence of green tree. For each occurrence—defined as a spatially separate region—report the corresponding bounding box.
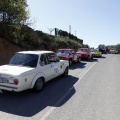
[0,0,29,43]
[0,0,28,25]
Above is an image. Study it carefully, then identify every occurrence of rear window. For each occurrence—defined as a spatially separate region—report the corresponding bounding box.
[57,50,70,54]
[9,53,38,68]
[78,49,88,52]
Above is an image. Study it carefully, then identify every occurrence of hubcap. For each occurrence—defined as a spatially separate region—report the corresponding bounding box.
[37,79,43,90]
[65,68,68,75]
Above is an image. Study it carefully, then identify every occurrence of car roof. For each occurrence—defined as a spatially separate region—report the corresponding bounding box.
[58,48,73,50]
[79,48,89,49]
[17,50,54,55]
[110,48,115,50]
[80,48,88,49]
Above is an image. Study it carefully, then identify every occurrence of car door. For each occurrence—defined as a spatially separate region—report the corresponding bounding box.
[47,53,63,78]
[39,53,54,81]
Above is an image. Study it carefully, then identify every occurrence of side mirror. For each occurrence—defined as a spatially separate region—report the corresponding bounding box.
[49,57,60,62]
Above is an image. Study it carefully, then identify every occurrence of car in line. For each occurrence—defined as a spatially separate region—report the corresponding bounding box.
[57,48,81,66]
[76,48,93,60]
[109,48,118,54]
[0,51,69,92]
[90,49,102,57]
[98,44,107,54]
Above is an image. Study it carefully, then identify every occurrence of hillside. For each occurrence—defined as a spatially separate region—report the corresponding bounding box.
[0,25,86,65]
[0,38,23,65]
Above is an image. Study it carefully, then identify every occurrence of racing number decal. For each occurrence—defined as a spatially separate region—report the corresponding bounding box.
[60,65,63,69]
[54,68,59,73]
[54,64,63,74]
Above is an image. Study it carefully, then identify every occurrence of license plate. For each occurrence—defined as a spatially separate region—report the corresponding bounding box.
[0,78,9,83]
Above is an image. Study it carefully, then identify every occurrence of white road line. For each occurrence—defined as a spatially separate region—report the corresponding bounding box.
[74,62,97,87]
[39,62,97,120]
[78,70,86,77]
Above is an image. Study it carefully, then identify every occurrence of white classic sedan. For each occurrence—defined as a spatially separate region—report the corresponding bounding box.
[0,51,69,92]
[109,48,118,54]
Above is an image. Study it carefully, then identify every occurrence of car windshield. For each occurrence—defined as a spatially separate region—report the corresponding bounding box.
[98,45,106,49]
[57,50,70,54]
[91,49,98,52]
[90,49,95,52]
[95,49,99,52]
[110,48,115,50]
[78,49,88,52]
[9,53,38,68]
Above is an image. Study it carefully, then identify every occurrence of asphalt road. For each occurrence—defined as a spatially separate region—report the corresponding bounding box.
[0,54,120,120]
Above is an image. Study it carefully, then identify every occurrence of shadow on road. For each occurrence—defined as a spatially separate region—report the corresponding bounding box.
[69,62,86,70]
[81,58,99,62]
[99,56,106,58]
[0,75,78,117]
[86,58,99,62]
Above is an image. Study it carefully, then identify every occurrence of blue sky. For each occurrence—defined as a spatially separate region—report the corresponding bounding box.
[27,0,120,48]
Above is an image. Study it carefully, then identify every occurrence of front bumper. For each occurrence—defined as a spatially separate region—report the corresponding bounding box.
[59,57,69,60]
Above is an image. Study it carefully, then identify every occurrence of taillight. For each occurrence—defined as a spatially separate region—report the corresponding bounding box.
[13,79,19,85]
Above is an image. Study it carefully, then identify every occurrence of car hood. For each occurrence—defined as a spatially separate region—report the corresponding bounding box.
[76,52,87,55]
[57,53,68,57]
[0,65,34,76]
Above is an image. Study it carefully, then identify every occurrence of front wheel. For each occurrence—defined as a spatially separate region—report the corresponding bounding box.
[33,78,44,92]
[78,57,81,63]
[87,56,89,60]
[69,59,72,66]
[91,55,93,59]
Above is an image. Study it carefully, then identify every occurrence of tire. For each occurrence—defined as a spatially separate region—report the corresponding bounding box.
[78,57,81,63]
[91,55,93,59]
[33,78,44,92]
[69,59,72,66]
[63,67,68,77]
[87,56,89,60]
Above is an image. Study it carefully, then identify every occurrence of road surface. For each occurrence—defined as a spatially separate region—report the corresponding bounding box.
[0,54,120,120]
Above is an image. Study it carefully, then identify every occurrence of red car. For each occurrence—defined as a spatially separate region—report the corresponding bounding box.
[76,48,93,60]
[57,48,81,66]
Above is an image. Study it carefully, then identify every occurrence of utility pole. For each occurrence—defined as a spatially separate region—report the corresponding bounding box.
[69,25,71,34]
[75,31,76,36]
